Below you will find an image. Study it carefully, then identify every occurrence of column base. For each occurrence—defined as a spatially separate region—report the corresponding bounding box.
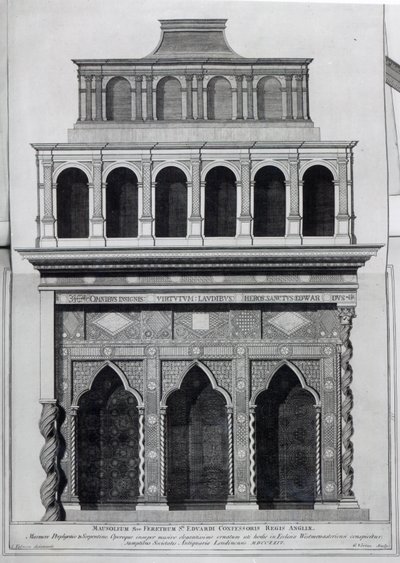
[314,501,339,510]
[226,502,258,510]
[136,503,169,511]
[63,502,82,510]
[285,234,302,244]
[138,236,155,247]
[339,496,360,509]
[41,237,57,247]
[88,237,106,247]
[235,234,253,245]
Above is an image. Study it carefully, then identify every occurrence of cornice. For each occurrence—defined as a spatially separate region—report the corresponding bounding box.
[17,245,381,275]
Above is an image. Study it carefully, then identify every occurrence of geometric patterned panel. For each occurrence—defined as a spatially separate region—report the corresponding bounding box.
[230,309,261,339]
[86,311,141,341]
[268,311,311,336]
[292,360,321,393]
[251,360,280,398]
[115,361,144,394]
[57,310,85,341]
[174,311,229,341]
[142,310,172,340]
[203,360,233,394]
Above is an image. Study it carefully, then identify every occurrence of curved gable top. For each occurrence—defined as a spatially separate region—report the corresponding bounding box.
[148,19,241,59]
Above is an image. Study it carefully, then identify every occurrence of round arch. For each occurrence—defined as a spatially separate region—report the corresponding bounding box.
[53,162,93,184]
[201,161,240,182]
[152,160,191,181]
[255,75,285,89]
[102,75,135,89]
[299,160,338,181]
[251,160,289,182]
[103,161,142,183]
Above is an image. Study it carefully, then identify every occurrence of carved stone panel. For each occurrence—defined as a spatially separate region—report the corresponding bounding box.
[174,311,229,341]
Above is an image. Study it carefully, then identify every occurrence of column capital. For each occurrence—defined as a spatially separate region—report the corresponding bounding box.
[338,306,356,324]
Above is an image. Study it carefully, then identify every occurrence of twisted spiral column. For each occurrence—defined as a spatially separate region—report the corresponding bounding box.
[227,407,234,496]
[249,407,256,497]
[69,406,78,498]
[315,405,322,498]
[339,307,356,498]
[138,407,145,497]
[39,401,62,521]
[160,407,166,497]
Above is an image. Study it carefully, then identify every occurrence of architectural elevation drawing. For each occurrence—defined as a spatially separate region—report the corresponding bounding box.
[2,0,399,558]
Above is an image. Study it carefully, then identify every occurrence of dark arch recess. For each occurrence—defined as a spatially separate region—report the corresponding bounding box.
[254,166,286,236]
[204,166,237,237]
[56,167,89,238]
[302,165,335,236]
[106,167,138,238]
[155,166,188,237]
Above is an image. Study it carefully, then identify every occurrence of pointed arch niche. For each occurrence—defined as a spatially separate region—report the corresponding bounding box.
[77,365,140,507]
[255,363,317,508]
[166,364,230,508]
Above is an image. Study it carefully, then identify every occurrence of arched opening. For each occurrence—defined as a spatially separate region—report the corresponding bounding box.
[257,77,283,119]
[207,77,232,120]
[204,166,237,237]
[255,364,316,508]
[106,77,131,121]
[106,167,138,238]
[56,168,89,238]
[156,77,182,120]
[254,166,286,236]
[302,165,335,236]
[77,366,139,507]
[155,167,187,237]
[166,366,229,508]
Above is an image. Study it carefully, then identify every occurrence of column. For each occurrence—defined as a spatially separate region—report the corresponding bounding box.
[138,406,146,500]
[186,75,193,119]
[236,76,243,119]
[188,158,202,243]
[146,76,153,120]
[285,75,293,119]
[196,75,204,119]
[281,77,287,119]
[232,80,238,120]
[160,407,167,498]
[68,406,79,504]
[152,79,158,121]
[131,83,136,121]
[246,75,254,119]
[95,75,102,121]
[41,157,56,245]
[314,405,322,504]
[249,406,256,498]
[335,157,351,243]
[296,74,304,119]
[286,156,302,241]
[227,406,234,496]
[338,307,360,508]
[90,158,105,244]
[181,78,187,120]
[136,76,143,120]
[39,290,62,521]
[138,158,154,245]
[85,75,93,121]
[237,158,252,243]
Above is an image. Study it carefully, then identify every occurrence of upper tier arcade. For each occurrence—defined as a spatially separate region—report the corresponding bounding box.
[70,19,316,144]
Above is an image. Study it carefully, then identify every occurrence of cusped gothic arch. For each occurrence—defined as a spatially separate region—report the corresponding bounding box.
[161,360,232,406]
[73,360,143,407]
[250,360,320,406]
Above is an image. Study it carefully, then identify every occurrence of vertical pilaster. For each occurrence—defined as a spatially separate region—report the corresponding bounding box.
[232,80,238,120]
[136,76,143,120]
[196,75,203,119]
[90,158,105,244]
[41,157,56,245]
[131,83,136,121]
[85,75,93,121]
[186,75,193,119]
[338,307,359,508]
[138,158,154,245]
[95,75,102,121]
[146,76,153,120]
[237,158,252,243]
[236,76,243,119]
[285,75,293,120]
[296,75,304,119]
[246,75,254,119]
[335,156,351,243]
[78,72,83,121]
[287,156,302,241]
[188,158,202,243]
